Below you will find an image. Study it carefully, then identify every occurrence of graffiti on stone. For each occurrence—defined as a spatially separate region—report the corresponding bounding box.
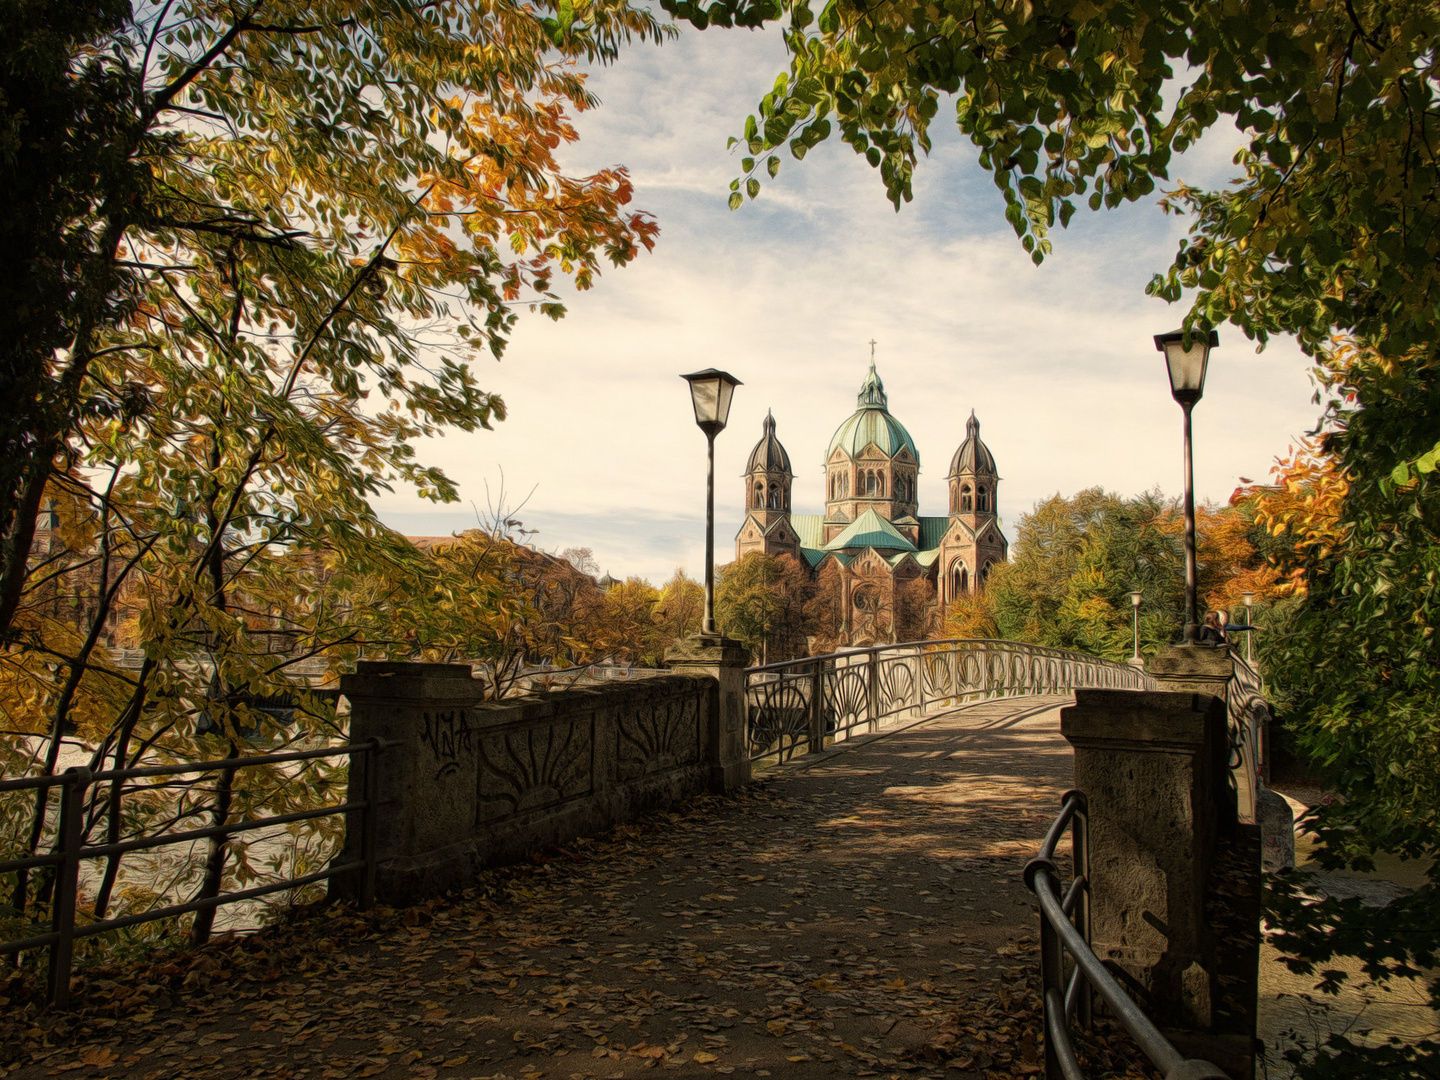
[421,709,473,779]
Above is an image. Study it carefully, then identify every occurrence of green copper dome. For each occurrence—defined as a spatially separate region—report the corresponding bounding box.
[825,362,920,464]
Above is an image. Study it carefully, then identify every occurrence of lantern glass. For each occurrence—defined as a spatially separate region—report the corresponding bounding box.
[681,369,742,432]
[1153,328,1217,404]
[1129,591,1143,608]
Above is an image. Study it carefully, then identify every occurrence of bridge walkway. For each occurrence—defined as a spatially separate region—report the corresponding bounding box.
[6,695,1095,1080]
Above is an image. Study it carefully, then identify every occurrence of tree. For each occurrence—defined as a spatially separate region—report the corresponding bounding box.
[980,488,1280,662]
[804,560,847,653]
[940,591,999,641]
[0,0,665,640]
[715,552,814,662]
[893,575,937,642]
[0,0,664,960]
[672,0,1440,405]
[654,569,704,656]
[560,547,601,578]
[592,577,665,666]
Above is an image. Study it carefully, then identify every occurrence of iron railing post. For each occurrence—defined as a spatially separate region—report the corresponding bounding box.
[915,647,925,718]
[1039,893,1064,1080]
[48,767,90,1007]
[808,661,825,754]
[866,651,878,732]
[1072,797,1093,1031]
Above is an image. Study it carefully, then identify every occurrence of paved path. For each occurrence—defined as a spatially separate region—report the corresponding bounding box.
[4,696,1097,1080]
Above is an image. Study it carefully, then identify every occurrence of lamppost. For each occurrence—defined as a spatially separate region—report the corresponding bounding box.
[1154,327,1218,645]
[1128,590,1143,666]
[1241,590,1256,663]
[681,369,742,637]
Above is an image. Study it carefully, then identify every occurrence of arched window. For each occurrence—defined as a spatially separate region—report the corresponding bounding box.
[979,560,993,587]
[952,562,968,598]
[865,471,874,495]
[754,482,763,508]
[768,482,780,509]
[877,472,886,497]
[961,484,973,512]
[977,485,989,512]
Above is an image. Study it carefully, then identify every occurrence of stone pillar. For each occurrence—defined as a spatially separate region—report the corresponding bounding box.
[333,662,484,902]
[664,633,751,793]
[1062,688,1256,1079]
[1148,643,1233,697]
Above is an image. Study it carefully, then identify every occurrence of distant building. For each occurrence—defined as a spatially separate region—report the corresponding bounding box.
[735,360,1008,641]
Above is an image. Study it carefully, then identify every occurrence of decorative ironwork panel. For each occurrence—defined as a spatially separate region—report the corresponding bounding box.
[746,671,813,763]
[744,638,1154,765]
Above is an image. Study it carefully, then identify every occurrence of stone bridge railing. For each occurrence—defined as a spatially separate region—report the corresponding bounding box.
[744,638,1154,764]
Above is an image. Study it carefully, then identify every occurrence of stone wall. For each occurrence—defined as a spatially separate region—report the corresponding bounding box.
[331,662,725,905]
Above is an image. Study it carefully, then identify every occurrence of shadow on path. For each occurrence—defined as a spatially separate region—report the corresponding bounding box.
[3,695,1086,1080]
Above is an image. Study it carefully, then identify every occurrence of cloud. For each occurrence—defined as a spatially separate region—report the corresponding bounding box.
[372,27,1320,583]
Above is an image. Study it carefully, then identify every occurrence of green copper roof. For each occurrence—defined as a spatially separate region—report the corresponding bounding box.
[825,362,920,465]
[912,548,941,568]
[918,516,953,549]
[823,509,917,552]
[789,514,825,548]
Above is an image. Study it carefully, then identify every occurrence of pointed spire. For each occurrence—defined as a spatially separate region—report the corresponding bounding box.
[857,356,888,409]
[763,408,776,435]
[966,409,979,436]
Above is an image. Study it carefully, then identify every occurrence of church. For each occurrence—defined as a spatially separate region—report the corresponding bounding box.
[735,360,1008,637]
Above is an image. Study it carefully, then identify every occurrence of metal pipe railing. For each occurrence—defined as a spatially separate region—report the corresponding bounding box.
[1023,791,1229,1080]
[0,738,386,1006]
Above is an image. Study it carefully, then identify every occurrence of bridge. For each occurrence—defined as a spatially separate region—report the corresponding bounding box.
[1,639,1267,1080]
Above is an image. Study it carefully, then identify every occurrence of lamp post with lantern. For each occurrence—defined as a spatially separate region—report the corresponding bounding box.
[1128,590,1144,666]
[1241,590,1256,663]
[680,369,742,637]
[1154,327,1218,646]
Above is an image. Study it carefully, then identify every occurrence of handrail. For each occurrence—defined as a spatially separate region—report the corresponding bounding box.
[743,637,1154,764]
[1023,792,1229,1080]
[0,739,387,1006]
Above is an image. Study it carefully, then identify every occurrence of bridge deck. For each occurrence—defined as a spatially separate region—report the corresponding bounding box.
[5,695,1086,1080]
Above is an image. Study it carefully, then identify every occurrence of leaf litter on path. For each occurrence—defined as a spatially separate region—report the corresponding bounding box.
[1,696,1155,1080]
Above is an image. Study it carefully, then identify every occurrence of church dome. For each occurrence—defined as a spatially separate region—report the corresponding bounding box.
[825,362,920,464]
[948,411,997,476]
[746,410,792,474]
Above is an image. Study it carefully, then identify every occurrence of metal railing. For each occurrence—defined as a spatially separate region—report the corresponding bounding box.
[1023,791,1228,1080]
[1225,654,1270,824]
[744,638,1153,763]
[0,739,384,1006]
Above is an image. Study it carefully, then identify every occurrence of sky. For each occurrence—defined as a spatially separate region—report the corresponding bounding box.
[373,25,1321,584]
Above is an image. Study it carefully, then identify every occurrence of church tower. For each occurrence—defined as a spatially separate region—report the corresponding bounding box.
[940,412,1008,602]
[822,360,921,543]
[735,411,801,560]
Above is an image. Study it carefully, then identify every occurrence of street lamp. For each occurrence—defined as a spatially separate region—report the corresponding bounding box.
[681,369,742,636]
[1154,326,1218,645]
[1128,591,1143,665]
[1240,590,1256,663]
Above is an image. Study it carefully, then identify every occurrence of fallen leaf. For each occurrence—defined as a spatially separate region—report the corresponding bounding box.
[80,1048,118,1068]
[693,1051,719,1064]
